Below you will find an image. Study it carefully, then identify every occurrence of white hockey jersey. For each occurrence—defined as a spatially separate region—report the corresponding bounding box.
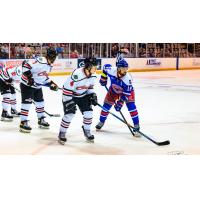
[0,64,22,83]
[62,67,97,102]
[21,57,53,88]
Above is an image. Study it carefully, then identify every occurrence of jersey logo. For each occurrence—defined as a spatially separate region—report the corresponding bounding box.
[11,72,17,76]
[76,85,90,90]
[38,71,48,77]
[70,81,74,87]
[112,84,123,94]
[73,75,78,80]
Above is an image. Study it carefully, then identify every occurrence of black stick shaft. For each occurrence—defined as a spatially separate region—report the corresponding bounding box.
[97,103,170,146]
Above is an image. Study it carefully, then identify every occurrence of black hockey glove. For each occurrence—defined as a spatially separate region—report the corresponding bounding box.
[114,100,123,112]
[23,71,34,86]
[63,99,76,113]
[49,80,58,91]
[27,77,34,86]
[88,93,98,106]
[5,78,13,84]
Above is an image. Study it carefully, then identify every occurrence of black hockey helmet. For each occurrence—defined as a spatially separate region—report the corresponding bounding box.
[84,57,97,69]
[46,47,57,63]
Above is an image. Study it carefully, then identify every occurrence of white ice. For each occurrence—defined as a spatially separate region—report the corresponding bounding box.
[0,70,200,155]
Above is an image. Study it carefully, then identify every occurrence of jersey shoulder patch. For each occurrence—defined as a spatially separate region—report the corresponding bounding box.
[70,68,83,81]
[36,57,47,64]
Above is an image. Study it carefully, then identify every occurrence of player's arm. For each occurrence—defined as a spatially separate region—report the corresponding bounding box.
[62,76,76,112]
[21,60,34,86]
[43,77,59,91]
[87,77,98,106]
[0,68,12,84]
[99,64,111,86]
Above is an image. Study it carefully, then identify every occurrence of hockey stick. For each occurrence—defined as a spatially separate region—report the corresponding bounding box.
[14,86,61,117]
[97,103,170,146]
[104,86,136,136]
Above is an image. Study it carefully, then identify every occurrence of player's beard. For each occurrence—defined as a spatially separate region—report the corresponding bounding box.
[117,69,127,78]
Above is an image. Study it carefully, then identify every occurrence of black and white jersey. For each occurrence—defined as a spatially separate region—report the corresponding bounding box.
[21,57,52,88]
[62,67,97,102]
[0,65,22,83]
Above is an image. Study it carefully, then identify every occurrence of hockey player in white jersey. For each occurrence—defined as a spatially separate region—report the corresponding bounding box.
[58,57,98,144]
[19,47,59,133]
[0,63,21,121]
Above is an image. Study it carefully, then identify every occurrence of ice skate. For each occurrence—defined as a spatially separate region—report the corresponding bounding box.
[95,121,104,130]
[58,132,67,145]
[38,117,50,129]
[20,120,32,133]
[132,125,141,138]
[1,110,13,122]
[82,126,94,142]
[11,108,20,117]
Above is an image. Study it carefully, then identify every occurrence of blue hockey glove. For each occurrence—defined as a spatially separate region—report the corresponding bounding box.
[114,100,123,112]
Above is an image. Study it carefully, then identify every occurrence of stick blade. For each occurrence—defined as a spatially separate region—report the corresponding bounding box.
[51,114,61,117]
[158,140,170,146]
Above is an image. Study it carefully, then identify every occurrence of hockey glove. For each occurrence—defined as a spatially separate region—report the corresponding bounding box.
[27,77,34,86]
[63,99,76,112]
[120,95,128,103]
[88,93,98,106]
[99,75,107,86]
[23,71,34,86]
[5,78,13,84]
[49,81,58,91]
[114,100,124,112]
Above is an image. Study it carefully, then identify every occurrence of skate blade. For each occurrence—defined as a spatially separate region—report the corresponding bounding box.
[133,132,141,138]
[58,139,66,145]
[85,137,95,143]
[1,117,13,122]
[38,125,50,129]
[12,114,20,118]
[96,128,103,132]
[19,128,31,133]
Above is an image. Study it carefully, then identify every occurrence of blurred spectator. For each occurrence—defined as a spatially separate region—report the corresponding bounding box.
[56,44,64,58]
[111,43,119,57]
[15,44,25,58]
[24,45,32,59]
[70,50,80,58]
[0,43,9,59]
[3,43,200,59]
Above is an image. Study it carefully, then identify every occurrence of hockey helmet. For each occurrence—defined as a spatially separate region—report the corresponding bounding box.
[46,47,57,63]
[84,57,97,69]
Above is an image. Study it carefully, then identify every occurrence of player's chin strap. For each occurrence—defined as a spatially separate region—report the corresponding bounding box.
[96,102,170,146]
[14,85,61,117]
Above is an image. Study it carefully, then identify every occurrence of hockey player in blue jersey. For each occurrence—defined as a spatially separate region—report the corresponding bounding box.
[95,58,141,137]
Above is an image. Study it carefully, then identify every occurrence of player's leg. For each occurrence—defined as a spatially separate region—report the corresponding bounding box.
[95,91,117,130]
[20,83,34,133]
[125,91,140,137]
[76,95,94,142]
[58,99,76,145]
[34,88,49,129]
[0,80,13,121]
[10,86,20,117]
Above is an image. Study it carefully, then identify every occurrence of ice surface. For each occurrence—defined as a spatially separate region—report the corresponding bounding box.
[0,70,200,155]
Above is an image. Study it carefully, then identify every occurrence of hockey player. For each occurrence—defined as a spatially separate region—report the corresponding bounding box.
[19,47,58,133]
[95,58,141,137]
[0,64,21,121]
[58,57,98,145]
